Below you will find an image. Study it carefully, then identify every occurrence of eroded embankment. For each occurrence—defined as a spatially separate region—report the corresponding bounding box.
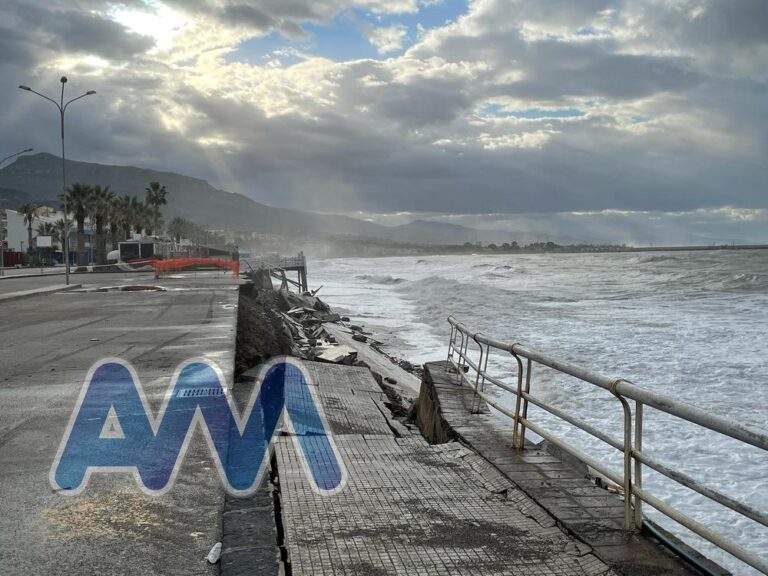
[234,281,293,379]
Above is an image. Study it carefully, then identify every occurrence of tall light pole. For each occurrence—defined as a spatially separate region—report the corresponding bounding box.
[19,77,96,285]
[0,148,33,276]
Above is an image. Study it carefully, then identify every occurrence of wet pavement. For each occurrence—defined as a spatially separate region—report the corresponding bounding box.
[0,272,238,575]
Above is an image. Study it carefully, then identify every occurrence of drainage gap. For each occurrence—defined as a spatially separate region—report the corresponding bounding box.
[270,452,292,576]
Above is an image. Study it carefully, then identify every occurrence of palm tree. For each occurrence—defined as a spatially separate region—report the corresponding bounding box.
[145,181,167,235]
[117,195,132,242]
[18,203,38,257]
[108,195,122,251]
[167,217,187,243]
[89,185,115,265]
[53,218,68,251]
[130,197,145,236]
[36,221,58,246]
[62,183,92,266]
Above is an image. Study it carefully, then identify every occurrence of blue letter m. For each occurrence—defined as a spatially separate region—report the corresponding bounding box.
[51,357,346,496]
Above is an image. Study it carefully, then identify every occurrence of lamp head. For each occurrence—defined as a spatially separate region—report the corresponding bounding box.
[24,148,33,153]
[86,90,96,95]
[60,76,68,84]
[18,85,31,91]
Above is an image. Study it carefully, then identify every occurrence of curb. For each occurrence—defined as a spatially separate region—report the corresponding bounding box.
[0,271,65,281]
[0,284,82,303]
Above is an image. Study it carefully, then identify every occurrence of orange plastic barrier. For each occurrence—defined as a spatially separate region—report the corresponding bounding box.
[153,258,240,278]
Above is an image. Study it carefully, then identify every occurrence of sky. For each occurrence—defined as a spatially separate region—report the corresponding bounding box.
[0,0,766,244]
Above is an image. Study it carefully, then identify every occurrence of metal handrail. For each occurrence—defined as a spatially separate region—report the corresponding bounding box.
[446,316,768,574]
[241,254,306,270]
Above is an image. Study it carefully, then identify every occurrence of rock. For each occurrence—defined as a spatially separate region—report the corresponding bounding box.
[206,542,222,564]
[314,298,331,312]
[316,312,341,323]
[249,269,274,291]
[276,289,318,312]
[352,334,368,343]
[341,316,350,322]
[350,324,363,332]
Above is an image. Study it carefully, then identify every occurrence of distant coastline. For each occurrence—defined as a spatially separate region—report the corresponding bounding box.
[298,236,768,258]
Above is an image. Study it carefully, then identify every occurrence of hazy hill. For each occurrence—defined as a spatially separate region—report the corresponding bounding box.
[386,219,508,245]
[0,153,506,244]
[0,186,35,209]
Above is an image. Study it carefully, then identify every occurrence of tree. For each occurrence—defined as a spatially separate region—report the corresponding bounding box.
[165,216,224,246]
[89,185,115,265]
[117,196,132,242]
[18,203,38,257]
[108,195,122,251]
[167,217,186,243]
[128,196,145,236]
[53,219,68,252]
[62,183,92,266]
[37,221,58,247]
[145,181,168,235]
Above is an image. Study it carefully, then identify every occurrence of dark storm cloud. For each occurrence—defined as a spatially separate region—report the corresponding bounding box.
[507,43,703,101]
[1,1,153,62]
[46,11,154,59]
[0,0,766,235]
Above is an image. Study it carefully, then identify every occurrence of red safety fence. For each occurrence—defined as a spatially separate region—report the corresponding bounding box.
[153,258,240,278]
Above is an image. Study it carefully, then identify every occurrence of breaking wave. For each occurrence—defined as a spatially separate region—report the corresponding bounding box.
[631,254,682,264]
[355,274,407,285]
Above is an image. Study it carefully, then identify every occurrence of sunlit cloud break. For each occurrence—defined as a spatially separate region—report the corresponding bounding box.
[1,0,766,242]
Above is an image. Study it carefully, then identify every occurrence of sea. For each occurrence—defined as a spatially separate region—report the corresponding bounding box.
[310,249,768,575]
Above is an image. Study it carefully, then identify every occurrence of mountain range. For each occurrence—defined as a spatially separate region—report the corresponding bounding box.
[0,153,504,245]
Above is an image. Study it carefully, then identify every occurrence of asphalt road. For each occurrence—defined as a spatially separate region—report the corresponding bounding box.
[0,272,239,575]
[0,271,162,295]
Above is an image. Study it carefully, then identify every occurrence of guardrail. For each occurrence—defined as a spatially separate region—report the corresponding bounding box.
[446,316,768,574]
[241,254,306,270]
[241,254,308,292]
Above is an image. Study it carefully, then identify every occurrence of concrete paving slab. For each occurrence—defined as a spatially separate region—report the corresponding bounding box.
[323,323,421,401]
[273,361,617,576]
[416,361,716,576]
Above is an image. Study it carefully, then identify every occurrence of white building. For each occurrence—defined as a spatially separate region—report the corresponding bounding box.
[0,208,95,264]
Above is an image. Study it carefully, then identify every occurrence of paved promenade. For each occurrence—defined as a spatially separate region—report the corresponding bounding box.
[0,272,238,575]
[267,362,615,576]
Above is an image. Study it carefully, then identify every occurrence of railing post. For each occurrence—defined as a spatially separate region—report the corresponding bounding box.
[519,358,532,448]
[446,320,456,371]
[511,347,525,449]
[634,401,644,529]
[471,334,489,414]
[458,330,469,386]
[609,378,634,531]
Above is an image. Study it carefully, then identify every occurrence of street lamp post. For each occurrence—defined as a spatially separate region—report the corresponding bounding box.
[19,77,96,285]
[0,147,33,166]
[0,148,33,276]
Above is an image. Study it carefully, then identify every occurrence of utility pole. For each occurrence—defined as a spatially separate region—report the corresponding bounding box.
[20,78,96,284]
